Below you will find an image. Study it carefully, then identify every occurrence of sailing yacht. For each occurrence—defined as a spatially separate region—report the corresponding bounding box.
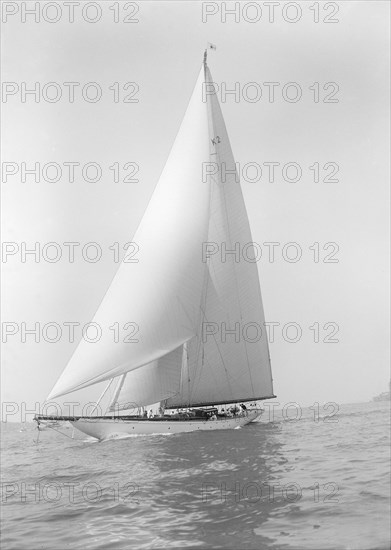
[35,50,275,440]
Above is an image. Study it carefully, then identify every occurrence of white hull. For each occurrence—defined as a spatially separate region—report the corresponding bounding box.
[71,410,262,441]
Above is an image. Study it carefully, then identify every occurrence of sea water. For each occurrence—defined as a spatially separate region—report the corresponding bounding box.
[1,401,390,550]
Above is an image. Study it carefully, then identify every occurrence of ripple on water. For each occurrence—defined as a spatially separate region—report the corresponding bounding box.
[1,402,390,550]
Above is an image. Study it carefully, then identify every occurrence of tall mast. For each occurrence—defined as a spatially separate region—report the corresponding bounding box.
[165,50,275,410]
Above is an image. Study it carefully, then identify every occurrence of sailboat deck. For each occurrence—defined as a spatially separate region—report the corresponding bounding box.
[35,414,236,423]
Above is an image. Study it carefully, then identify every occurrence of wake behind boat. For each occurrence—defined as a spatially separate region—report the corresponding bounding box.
[35,47,275,441]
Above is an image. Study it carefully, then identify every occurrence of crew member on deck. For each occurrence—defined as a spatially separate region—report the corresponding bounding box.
[231,404,240,416]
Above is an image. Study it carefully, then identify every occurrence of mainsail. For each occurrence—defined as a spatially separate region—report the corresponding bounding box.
[166,66,273,408]
[48,55,274,406]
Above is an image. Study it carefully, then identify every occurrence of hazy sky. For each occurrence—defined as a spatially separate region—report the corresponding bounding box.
[1,1,389,420]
